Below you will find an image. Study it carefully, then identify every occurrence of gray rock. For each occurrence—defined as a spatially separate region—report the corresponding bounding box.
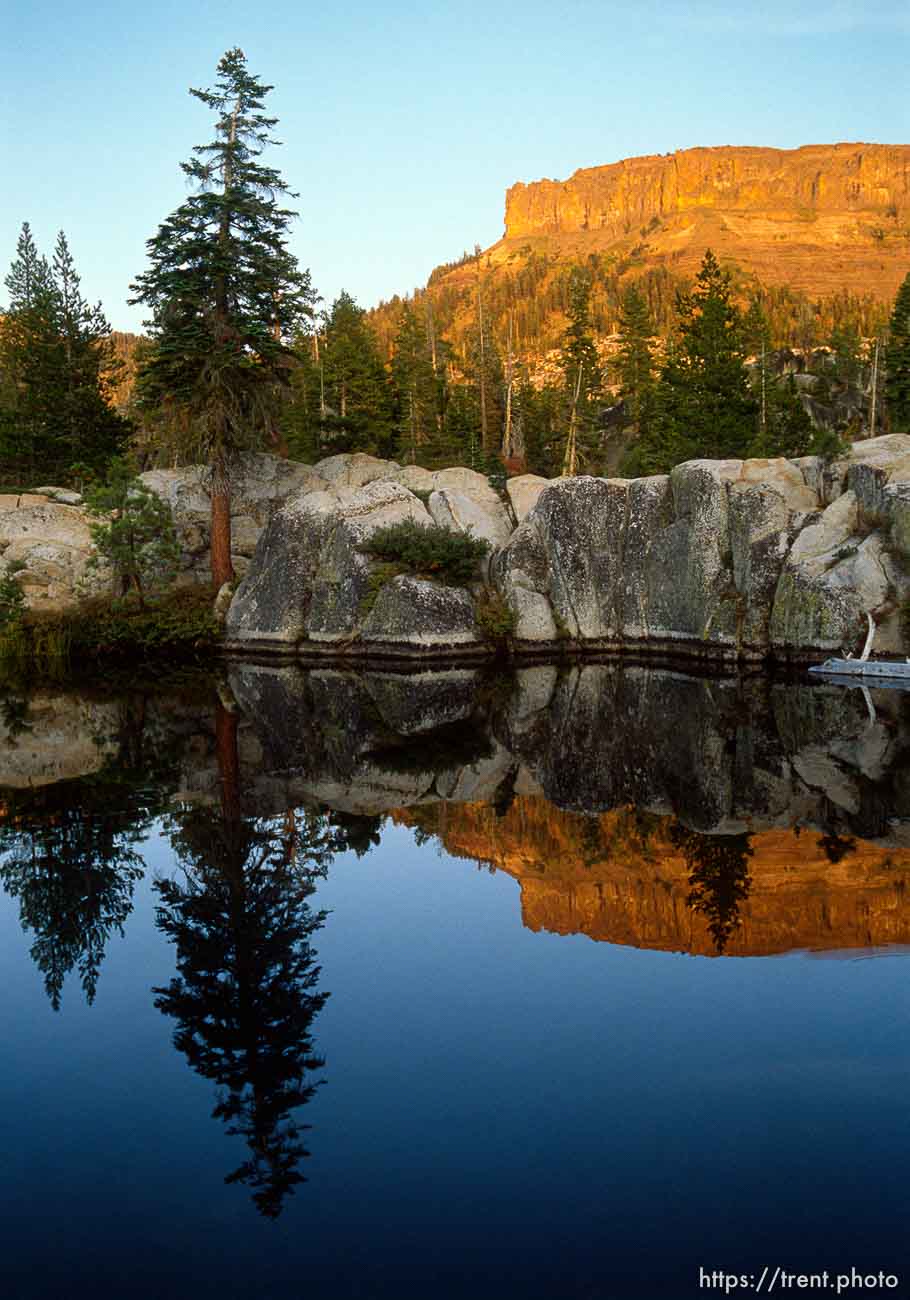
[506,474,552,522]
[226,479,432,649]
[312,452,401,488]
[529,476,630,639]
[361,575,484,651]
[428,487,512,548]
[141,453,325,576]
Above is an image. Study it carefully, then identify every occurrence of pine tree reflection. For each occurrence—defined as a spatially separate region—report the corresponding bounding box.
[154,701,342,1218]
[817,831,858,863]
[0,695,174,1009]
[670,822,754,954]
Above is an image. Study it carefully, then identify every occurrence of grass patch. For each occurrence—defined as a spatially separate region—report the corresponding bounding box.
[358,519,490,587]
[14,585,221,677]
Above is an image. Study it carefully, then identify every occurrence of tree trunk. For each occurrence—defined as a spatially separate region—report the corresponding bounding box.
[502,309,515,459]
[562,366,584,477]
[477,279,488,455]
[210,454,235,589]
[868,337,880,438]
[215,695,241,827]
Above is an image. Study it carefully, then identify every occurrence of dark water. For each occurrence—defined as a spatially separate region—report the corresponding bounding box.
[0,664,907,1299]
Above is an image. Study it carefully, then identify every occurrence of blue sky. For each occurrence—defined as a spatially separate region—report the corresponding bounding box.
[2,0,908,331]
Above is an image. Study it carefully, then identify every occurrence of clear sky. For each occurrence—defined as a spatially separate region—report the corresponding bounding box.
[2,0,908,332]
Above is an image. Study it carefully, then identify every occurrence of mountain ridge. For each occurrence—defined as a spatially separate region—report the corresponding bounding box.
[495,141,910,300]
[369,142,910,362]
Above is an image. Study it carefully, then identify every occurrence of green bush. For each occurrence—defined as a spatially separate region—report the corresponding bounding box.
[475,588,517,646]
[359,519,490,586]
[900,596,910,651]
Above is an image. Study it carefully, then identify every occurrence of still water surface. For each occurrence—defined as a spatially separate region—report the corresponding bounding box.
[0,663,907,1299]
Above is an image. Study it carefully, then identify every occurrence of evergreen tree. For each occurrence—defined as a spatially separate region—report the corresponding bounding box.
[757,374,815,458]
[634,251,758,472]
[466,276,504,458]
[390,303,442,465]
[0,223,130,485]
[84,459,181,605]
[0,702,177,1010]
[438,383,481,470]
[517,377,563,478]
[130,49,316,589]
[316,292,394,456]
[885,271,910,431]
[669,822,754,954]
[559,267,602,475]
[613,284,657,432]
[830,321,863,387]
[741,297,814,458]
[281,328,322,462]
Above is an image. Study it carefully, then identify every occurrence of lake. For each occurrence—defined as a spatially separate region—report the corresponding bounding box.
[0,663,907,1299]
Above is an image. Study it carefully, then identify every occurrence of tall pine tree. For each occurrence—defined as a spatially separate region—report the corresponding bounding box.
[560,267,602,475]
[885,271,910,432]
[130,49,316,588]
[317,292,394,456]
[634,250,757,472]
[613,284,657,436]
[390,302,442,465]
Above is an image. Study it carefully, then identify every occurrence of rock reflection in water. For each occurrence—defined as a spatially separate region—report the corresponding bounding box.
[1,662,910,1008]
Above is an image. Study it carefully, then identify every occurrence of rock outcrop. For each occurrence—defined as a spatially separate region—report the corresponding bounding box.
[220,439,910,662]
[139,453,324,582]
[4,437,910,664]
[0,493,103,610]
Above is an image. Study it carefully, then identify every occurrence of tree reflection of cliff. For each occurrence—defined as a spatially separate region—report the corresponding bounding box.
[0,694,176,1009]
[668,823,754,954]
[154,700,342,1219]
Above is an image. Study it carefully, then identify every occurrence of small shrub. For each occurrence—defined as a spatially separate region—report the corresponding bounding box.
[475,588,517,646]
[359,519,490,587]
[0,561,27,632]
[808,426,851,464]
[359,561,407,619]
[900,596,910,651]
[85,458,181,606]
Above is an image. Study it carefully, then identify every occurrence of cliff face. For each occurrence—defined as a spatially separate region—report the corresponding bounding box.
[501,143,910,300]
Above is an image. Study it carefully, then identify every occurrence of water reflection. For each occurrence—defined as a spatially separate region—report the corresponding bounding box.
[1,663,909,1002]
[154,701,339,1218]
[0,694,178,1007]
[670,824,754,954]
[155,806,333,1217]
